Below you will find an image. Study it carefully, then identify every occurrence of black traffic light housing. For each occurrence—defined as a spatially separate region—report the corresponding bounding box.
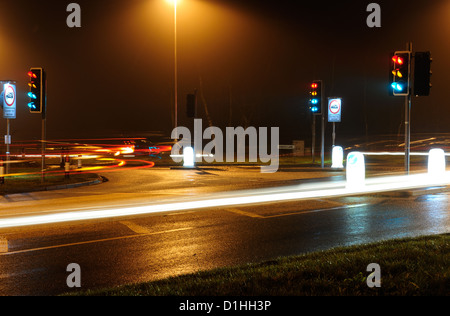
[28,67,46,114]
[390,51,411,96]
[414,51,432,96]
[308,80,322,115]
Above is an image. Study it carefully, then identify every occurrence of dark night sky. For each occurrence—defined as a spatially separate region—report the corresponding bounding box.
[0,0,449,144]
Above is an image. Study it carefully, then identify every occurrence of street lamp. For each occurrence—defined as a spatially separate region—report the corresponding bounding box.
[166,0,179,132]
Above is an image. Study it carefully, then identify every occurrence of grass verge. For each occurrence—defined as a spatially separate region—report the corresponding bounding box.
[0,171,101,195]
[66,234,450,296]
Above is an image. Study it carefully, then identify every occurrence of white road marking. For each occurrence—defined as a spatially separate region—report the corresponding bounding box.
[0,227,194,256]
[226,203,368,219]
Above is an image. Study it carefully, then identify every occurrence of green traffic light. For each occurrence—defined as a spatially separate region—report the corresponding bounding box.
[391,82,403,91]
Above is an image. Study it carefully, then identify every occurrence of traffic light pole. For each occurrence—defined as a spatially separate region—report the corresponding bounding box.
[41,113,46,182]
[405,90,411,174]
[41,72,47,183]
[321,106,325,169]
[404,42,412,175]
[308,80,323,166]
[320,82,325,169]
[311,115,315,163]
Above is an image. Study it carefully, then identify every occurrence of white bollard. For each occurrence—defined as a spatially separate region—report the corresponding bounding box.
[428,148,446,181]
[346,151,365,189]
[183,147,195,168]
[331,146,344,169]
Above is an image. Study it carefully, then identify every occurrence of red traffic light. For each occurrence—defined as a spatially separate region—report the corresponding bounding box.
[28,71,37,79]
[392,56,404,65]
[311,83,318,89]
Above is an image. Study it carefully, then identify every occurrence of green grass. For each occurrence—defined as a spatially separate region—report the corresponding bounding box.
[65,234,450,296]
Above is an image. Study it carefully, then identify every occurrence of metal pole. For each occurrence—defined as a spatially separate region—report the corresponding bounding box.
[332,122,336,147]
[320,82,325,169]
[405,92,411,174]
[321,111,325,169]
[41,71,47,182]
[41,116,46,182]
[405,42,412,174]
[6,119,10,175]
[311,115,315,163]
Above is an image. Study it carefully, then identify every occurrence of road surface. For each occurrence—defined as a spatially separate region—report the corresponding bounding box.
[0,166,449,295]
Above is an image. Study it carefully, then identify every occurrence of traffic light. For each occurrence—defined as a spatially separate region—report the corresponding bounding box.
[308,80,322,114]
[27,68,46,113]
[414,51,432,96]
[390,51,410,96]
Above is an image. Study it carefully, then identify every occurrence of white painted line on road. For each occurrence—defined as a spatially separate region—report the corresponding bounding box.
[226,208,264,218]
[166,210,197,216]
[0,227,194,256]
[120,221,153,234]
[227,203,368,219]
[264,203,369,218]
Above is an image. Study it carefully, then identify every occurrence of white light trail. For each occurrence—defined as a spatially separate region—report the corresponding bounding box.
[0,171,449,229]
[359,151,450,156]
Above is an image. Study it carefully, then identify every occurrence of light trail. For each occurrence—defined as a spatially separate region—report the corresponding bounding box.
[0,136,170,179]
[0,157,154,178]
[0,171,449,229]
[359,151,450,156]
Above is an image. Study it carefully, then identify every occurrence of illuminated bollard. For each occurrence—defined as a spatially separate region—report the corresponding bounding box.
[331,146,344,169]
[183,146,195,168]
[346,151,365,189]
[428,148,446,180]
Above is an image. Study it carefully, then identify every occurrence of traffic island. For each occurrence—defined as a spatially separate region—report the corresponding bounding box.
[0,172,104,195]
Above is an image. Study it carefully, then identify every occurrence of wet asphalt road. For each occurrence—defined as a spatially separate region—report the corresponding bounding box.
[0,166,449,295]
